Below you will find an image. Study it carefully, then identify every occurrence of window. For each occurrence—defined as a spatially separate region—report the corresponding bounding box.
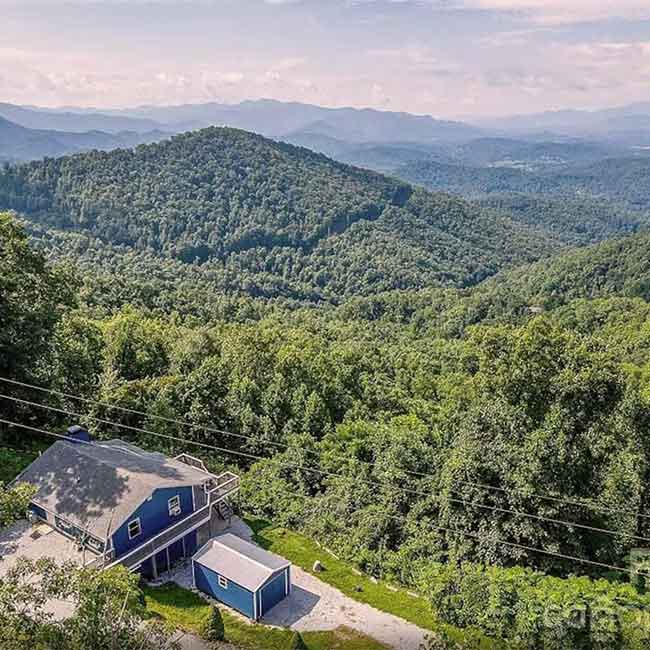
[127,518,141,539]
[168,495,181,516]
[218,575,228,590]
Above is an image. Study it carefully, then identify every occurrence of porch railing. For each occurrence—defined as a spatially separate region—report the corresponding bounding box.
[105,471,240,572]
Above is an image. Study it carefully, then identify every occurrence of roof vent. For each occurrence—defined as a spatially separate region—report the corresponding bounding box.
[66,425,92,444]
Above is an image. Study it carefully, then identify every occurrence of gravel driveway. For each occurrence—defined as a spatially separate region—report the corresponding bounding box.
[263,564,428,650]
[169,518,428,650]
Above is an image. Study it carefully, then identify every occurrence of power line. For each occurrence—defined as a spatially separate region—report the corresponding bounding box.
[1,375,646,522]
[2,416,648,581]
[3,396,650,547]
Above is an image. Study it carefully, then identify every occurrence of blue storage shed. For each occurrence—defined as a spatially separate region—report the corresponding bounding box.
[193,533,291,620]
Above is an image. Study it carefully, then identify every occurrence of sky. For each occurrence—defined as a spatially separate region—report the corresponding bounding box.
[2,0,650,118]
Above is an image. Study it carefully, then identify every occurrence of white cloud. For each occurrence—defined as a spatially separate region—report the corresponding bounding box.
[459,0,650,25]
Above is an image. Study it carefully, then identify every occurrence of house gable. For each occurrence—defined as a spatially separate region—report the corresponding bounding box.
[111,485,195,558]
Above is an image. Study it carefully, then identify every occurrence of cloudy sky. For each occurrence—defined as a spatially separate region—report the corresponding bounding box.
[2,0,650,118]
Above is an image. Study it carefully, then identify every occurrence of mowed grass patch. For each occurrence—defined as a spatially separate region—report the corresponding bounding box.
[247,518,437,631]
[143,582,387,650]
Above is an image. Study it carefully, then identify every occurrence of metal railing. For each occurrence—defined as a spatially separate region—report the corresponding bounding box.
[209,473,239,502]
[85,548,115,569]
[174,453,210,474]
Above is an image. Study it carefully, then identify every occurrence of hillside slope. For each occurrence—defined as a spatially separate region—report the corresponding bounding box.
[0,115,168,162]
[396,156,650,209]
[334,229,650,342]
[0,127,559,303]
[488,230,650,305]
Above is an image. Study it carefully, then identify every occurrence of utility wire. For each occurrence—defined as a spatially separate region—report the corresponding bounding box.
[2,396,650,547]
[1,375,647,521]
[1,416,648,581]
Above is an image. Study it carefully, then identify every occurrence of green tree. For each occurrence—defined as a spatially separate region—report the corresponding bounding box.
[0,213,75,437]
[0,482,36,527]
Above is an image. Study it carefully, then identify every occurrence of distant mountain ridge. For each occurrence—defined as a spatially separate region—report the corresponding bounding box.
[0,102,162,134]
[476,102,650,145]
[0,99,483,144]
[0,115,168,162]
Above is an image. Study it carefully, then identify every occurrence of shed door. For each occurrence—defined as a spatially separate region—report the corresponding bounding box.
[260,570,287,616]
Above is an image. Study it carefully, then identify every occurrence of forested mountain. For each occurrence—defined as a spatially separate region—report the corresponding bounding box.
[336,229,650,342]
[0,115,169,162]
[477,193,647,246]
[396,156,650,208]
[482,230,650,307]
[0,127,561,302]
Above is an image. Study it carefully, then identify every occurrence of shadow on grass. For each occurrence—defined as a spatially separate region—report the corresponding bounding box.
[246,517,274,550]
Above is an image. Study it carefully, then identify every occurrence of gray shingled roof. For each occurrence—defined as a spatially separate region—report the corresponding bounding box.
[194,533,290,592]
[18,439,211,540]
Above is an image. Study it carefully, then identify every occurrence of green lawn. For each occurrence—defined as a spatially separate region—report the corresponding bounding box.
[0,446,41,483]
[248,519,437,629]
[247,518,495,649]
[144,582,387,650]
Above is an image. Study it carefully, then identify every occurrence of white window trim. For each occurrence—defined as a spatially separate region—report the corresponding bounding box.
[218,575,228,590]
[168,495,181,516]
[127,518,142,540]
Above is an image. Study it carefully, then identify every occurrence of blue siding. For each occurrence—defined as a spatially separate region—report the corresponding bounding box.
[169,538,184,564]
[139,558,155,579]
[260,569,289,616]
[136,531,196,579]
[112,486,194,558]
[29,503,47,520]
[194,562,255,619]
[184,530,198,556]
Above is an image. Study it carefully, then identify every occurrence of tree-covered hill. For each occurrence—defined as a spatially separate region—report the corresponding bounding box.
[396,155,650,209]
[477,193,646,246]
[0,127,560,302]
[337,229,650,340]
[485,229,650,306]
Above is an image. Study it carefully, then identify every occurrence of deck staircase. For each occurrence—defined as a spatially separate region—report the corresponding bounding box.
[217,500,233,520]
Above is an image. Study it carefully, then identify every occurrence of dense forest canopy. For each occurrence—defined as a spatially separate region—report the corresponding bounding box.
[0,127,565,303]
[396,155,650,209]
[4,122,650,649]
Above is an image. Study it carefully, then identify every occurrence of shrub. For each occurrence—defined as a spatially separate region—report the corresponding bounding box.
[418,562,650,650]
[0,482,37,527]
[289,631,307,649]
[202,605,225,642]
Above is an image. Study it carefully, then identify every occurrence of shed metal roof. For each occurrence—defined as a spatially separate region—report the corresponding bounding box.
[193,533,290,592]
[17,439,211,540]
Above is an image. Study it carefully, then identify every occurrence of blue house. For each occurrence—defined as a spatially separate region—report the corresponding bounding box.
[193,533,291,620]
[17,433,239,577]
